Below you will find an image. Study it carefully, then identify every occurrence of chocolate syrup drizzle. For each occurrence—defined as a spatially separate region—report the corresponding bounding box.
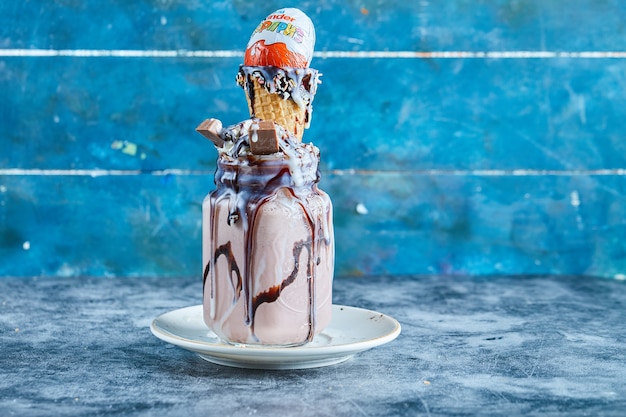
[214,242,242,305]
[203,128,331,344]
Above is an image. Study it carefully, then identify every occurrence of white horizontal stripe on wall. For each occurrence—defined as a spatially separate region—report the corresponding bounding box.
[2,49,626,59]
[1,169,626,177]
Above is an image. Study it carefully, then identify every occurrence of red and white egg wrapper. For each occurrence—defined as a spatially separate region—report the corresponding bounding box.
[244,8,315,68]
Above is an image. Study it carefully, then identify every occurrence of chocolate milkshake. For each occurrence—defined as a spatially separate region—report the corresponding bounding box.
[196,8,334,346]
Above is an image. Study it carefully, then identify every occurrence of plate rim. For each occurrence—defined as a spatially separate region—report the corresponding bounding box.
[150,304,401,360]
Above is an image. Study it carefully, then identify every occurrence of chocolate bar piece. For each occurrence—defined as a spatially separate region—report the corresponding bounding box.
[249,120,280,155]
[196,118,224,147]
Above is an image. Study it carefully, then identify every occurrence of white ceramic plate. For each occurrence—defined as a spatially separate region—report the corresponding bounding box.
[151,304,401,370]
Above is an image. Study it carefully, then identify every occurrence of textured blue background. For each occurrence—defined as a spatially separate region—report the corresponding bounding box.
[2,1,626,278]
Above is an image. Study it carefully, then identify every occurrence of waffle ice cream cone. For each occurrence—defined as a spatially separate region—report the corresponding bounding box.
[239,8,319,142]
[237,66,320,143]
[246,76,307,141]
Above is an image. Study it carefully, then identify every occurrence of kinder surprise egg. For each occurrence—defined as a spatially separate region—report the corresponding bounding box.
[244,8,315,68]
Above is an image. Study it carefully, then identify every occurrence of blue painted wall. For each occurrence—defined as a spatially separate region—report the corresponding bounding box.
[1,1,626,278]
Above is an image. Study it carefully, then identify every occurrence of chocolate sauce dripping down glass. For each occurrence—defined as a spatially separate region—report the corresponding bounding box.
[205,145,331,345]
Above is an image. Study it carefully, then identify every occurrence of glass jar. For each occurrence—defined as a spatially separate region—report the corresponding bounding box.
[202,153,334,346]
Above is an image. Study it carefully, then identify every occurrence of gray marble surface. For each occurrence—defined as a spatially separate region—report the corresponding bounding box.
[1,275,625,416]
